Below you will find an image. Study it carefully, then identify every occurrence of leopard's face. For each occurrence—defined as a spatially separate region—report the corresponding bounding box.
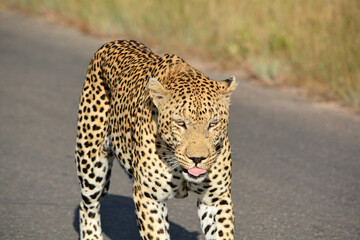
[149,74,236,183]
[167,103,229,183]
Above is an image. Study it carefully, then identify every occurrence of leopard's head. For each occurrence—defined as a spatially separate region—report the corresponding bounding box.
[149,68,236,183]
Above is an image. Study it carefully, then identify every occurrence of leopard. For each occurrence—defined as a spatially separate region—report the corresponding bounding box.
[75,40,237,240]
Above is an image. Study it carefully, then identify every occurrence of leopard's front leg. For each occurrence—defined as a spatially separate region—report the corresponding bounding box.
[198,189,234,240]
[133,183,170,240]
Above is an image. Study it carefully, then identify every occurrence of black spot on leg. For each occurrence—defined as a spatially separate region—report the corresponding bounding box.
[90,191,100,200]
[92,125,101,131]
[147,224,154,231]
[81,194,91,204]
[95,161,103,168]
[219,200,228,205]
[204,225,211,235]
[84,179,96,190]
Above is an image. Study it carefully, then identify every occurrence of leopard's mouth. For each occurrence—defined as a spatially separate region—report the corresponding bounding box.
[183,167,207,178]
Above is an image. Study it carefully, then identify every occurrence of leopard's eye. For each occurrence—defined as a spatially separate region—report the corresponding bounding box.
[174,120,187,129]
[208,121,219,129]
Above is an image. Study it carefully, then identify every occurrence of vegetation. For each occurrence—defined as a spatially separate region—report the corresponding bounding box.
[2,0,359,109]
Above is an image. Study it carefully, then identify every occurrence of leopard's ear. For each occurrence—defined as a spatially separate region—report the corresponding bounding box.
[218,76,237,103]
[148,78,168,108]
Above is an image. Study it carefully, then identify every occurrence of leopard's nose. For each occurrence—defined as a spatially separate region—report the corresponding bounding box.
[189,157,206,164]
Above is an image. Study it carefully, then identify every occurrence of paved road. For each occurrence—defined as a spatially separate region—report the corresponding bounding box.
[1,10,360,240]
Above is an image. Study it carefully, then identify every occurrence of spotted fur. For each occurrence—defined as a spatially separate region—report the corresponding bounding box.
[75,40,236,240]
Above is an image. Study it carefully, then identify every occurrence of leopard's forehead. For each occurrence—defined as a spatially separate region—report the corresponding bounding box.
[165,67,220,96]
[170,79,219,98]
[164,73,225,121]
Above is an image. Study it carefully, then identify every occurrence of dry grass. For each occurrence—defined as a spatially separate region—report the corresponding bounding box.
[2,0,359,109]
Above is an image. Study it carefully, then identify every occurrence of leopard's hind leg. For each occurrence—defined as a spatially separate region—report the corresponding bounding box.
[75,52,113,240]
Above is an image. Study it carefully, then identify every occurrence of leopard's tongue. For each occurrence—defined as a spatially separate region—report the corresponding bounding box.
[187,167,207,177]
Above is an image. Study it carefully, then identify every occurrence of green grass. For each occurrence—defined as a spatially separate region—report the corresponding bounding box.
[2,0,360,110]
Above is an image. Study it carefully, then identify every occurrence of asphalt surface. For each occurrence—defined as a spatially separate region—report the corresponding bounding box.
[1,10,360,240]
